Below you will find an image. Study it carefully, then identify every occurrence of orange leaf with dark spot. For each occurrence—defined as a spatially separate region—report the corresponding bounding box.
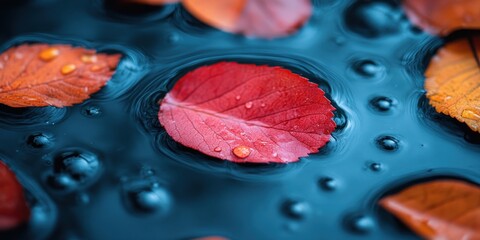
[425,37,480,133]
[0,44,121,108]
[403,0,480,36]
[182,0,312,38]
[379,179,480,240]
[158,62,335,164]
[0,161,30,231]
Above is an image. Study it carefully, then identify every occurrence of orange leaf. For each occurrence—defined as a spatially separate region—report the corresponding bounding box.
[403,0,480,36]
[182,0,312,38]
[0,44,121,108]
[379,180,480,240]
[424,37,480,133]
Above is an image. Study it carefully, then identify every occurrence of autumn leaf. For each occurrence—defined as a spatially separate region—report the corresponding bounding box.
[158,62,336,164]
[424,37,480,133]
[403,0,480,36]
[0,161,30,231]
[379,179,480,240]
[0,44,121,108]
[182,0,312,38]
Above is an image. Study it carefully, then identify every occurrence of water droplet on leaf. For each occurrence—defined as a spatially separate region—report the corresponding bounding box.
[232,145,250,159]
[39,47,60,61]
[61,64,76,75]
[244,101,253,109]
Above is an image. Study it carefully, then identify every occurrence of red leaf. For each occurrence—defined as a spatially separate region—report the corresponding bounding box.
[0,44,121,108]
[0,161,30,230]
[403,0,480,36]
[379,180,480,240]
[158,62,336,164]
[182,0,312,38]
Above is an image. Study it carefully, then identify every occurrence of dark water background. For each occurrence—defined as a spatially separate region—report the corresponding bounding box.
[0,0,479,239]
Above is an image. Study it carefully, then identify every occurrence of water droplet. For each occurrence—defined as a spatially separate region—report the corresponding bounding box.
[272,152,278,157]
[47,173,77,191]
[352,60,385,78]
[261,103,266,108]
[282,200,310,220]
[81,54,97,64]
[47,150,101,191]
[346,214,375,234]
[214,147,222,152]
[81,105,102,118]
[376,135,399,151]
[345,1,400,38]
[232,145,250,158]
[75,192,90,205]
[245,101,253,109]
[318,177,337,191]
[369,96,395,112]
[39,47,60,61]
[61,64,76,75]
[461,109,480,121]
[369,162,382,172]
[124,178,172,214]
[27,133,54,148]
[235,95,241,100]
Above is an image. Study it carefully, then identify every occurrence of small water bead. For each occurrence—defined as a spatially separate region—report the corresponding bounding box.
[124,179,172,214]
[39,47,60,61]
[345,1,401,38]
[244,101,253,109]
[369,96,395,112]
[375,135,399,151]
[235,95,241,101]
[81,54,97,64]
[27,133,54,148]
[318,177,337,191]
[61,64,76,75]
[369,162,382,172]
[82,105,102,118]
[232,145,250,158]
[282,200,311,220]
[47,173,77,191]
[352,60,385,78]
[213,147,222,152]
[346,214,375,234]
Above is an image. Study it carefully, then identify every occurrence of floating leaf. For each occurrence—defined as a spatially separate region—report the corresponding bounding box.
[158,62,335,164]
[182,0,312,38]
[0,161,30,230]
[425,37,480,132]
[0,44,121,108]
[379,179,480,240]
[403,0,480,36]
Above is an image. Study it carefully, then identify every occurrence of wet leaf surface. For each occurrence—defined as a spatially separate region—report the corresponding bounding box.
[403,0,480,36]
[425,37,480,133]
[0,161,30,231]
[0,44,121,108]
[182,0,312,38]
[158,62,335,163]
[379,179,480,240]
